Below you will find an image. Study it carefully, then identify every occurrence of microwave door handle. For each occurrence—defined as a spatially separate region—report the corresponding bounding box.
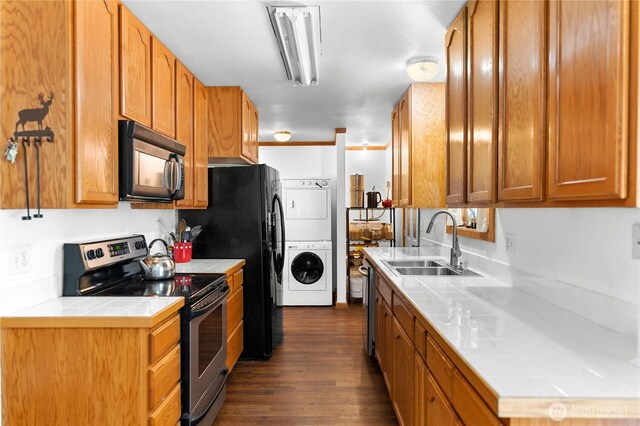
[163,160,173,191]
[174,159,183,193]
[168,154,182,198]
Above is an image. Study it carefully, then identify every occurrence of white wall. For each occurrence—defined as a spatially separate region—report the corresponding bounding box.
[345,148,391,198]
[0,206,177,315]
[259,146,336,179]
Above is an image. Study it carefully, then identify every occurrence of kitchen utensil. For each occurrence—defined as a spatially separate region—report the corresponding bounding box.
[190,225,202,241]
[366,191,382,208]
[178,218,186,242]
[21,138,31,220]
[139,239,175,280]
[33,139,43,218]
[182,226,191,242]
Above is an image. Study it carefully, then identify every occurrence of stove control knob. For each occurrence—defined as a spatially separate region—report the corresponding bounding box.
[322,180,328,187]
[135,241,141,250]
[95,248,104,258]
[301,181,305,186]
[86,249,96,260]
[307,181,312,186]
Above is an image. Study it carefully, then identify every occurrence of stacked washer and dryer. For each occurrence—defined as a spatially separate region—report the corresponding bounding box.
[281,178,333,306]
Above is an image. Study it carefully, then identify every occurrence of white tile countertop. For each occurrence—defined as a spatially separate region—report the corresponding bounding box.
[175,258,245,274]
[0,296,184,328]
[364,247,640,418]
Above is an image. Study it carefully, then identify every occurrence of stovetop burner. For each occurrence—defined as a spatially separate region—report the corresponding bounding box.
[93,273,225,302]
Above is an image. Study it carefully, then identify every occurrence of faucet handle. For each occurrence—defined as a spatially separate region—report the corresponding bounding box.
[459,261,467,272]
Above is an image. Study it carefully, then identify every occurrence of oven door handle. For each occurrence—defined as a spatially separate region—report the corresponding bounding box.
[190,285,230,319]
[191,367,229,425]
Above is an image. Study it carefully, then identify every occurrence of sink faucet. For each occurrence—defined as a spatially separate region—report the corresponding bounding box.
[426,210,462,270]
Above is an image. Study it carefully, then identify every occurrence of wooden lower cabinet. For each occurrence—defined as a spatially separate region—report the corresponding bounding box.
[1,312,182,425]
[226,266,245,371]
[427,370,461,426]
[393,318,415,426]
[382,300,394,393]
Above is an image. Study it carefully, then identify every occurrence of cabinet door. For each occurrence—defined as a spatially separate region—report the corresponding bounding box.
[415,353,427,426]
[119,5,152,127]
[426,371,458,426]
[193,79,209,208]
[383,301,393,393]
[392,318,414,426]
[445,9,467,205]
[548,0,630,201]
[467,0,498,203]
[399,91,412,207]
[151,37,176,138]
[75,0,118,204]
[374,290,383,364]
[175,62,194,208]
[249,100,259,163]
[498,0,547,201]
[241,91,253,162]
[391,106,400,206]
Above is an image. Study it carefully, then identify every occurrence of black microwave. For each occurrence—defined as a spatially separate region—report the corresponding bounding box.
[119,120,186,202]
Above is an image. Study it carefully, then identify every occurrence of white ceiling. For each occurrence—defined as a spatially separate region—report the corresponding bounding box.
[122,0,465,145]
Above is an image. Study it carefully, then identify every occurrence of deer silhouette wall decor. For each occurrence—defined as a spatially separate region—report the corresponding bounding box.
[15,92,54,132]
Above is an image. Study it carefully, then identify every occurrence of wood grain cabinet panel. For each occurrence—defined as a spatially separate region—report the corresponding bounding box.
[498,0,547,202]
[548,0,630,201]
[209,86,259,164]
[391,106,401,206]
[426,371,459,426]
[74,0,119,205]
[390,84,446,208]
[374,290,383,365]
[119,4,152,127]
[175,62,195,209]
[193,78,209,208]
[392,318,414,426]
[399,93,412,206]
[466,0,498,204]
[151,37,176,138]
[383,300,394,394]
[415,353,427,426]
[226,267,244,372]
[445,8,468,205]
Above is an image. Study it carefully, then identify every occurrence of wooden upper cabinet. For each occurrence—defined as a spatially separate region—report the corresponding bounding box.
[74,0,119,205]
[498,0,547,202]
[445,8,468,205]
[209,86,259,164]
[193,79,209,208]
[399,92,412,207]
[119,4,152,127]
[175,62,194,208]
[391,84,446,208]
[466,0,498,203]
[391,106,400,206]
[548,0,630,201]
[151,37,176,138]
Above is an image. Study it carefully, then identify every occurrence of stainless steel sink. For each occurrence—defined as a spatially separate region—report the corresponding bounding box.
[385,260,445,268]
[394,266,482,277]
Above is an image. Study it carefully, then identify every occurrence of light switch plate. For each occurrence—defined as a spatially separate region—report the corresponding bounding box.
[633,223,640,260]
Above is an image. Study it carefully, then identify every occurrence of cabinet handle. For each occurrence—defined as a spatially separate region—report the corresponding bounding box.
[429,397,436,403]
[396,335,400,340]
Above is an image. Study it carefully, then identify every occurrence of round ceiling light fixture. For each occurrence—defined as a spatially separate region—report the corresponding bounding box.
[406,56,440,82]
[274,130,292,142]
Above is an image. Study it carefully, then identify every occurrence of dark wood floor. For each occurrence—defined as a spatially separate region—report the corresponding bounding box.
[215,304,398,425]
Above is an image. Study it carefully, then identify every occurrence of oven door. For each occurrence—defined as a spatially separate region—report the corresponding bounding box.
[188,286,229,414]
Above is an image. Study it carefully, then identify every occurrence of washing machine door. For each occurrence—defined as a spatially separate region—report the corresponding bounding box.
[290,252,324,285]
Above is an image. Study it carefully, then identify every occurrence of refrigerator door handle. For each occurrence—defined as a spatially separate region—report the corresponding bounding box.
[271,193,286,275]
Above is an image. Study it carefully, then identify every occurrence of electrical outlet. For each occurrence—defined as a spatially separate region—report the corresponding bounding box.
[9,245,31,275]
[506,233,516,254]
[633,224,640,260]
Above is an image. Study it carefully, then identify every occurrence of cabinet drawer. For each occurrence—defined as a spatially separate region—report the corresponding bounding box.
[227,272,235,293]
[149,384,181,426]
[149,315,180,365]
[452,370,500,426]
[227,286,244,335]
[392,293,414,338]
[226,320,243,372]
[233,268,244,286]
[377,274,393,306]
[414,320,426,362]
[148,346,181,411]
[426,336,453,398]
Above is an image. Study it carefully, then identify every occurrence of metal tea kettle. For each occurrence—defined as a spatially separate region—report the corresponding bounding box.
[139,239,175,280]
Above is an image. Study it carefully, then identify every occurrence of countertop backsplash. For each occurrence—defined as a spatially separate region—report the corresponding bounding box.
[0,204,177,316]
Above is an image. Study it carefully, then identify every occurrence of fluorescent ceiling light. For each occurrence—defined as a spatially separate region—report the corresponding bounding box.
[406,57,440,82]
[274,131,292,142]
[268,6,321,86]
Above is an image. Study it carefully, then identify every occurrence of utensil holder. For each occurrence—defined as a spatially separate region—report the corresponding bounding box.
[174,242,192,263]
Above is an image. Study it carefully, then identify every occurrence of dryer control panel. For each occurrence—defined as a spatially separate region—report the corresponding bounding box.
[284,179,330,188]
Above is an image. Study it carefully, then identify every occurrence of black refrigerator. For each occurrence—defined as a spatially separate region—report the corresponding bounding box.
[179,165,285,359]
